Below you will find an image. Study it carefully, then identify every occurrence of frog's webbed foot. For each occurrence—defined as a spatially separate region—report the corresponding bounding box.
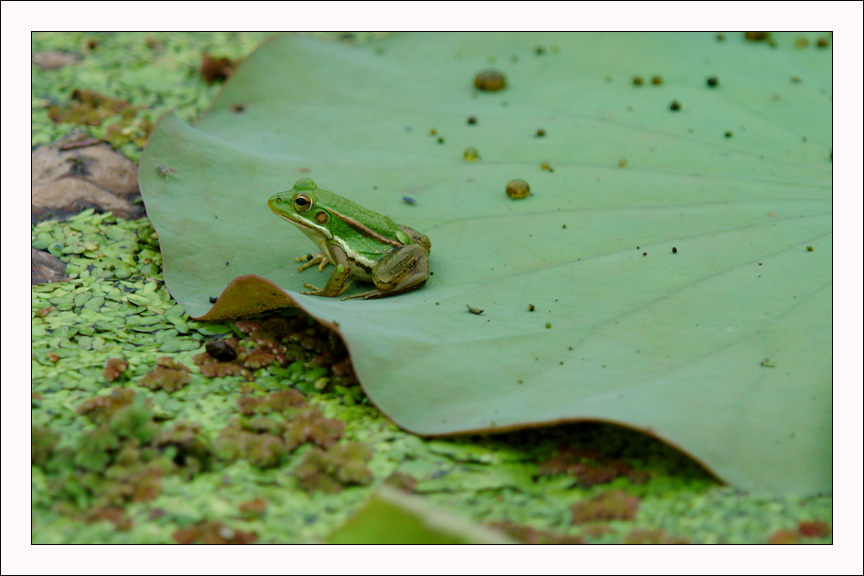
[340,278,427,300]
[300,281,351,296]
[300,278,353,297]
[341,289,383,300]
[295,251,332,272]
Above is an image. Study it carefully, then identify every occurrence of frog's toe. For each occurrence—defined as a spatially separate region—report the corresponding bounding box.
[296,257,318,272]
[296,252,331,272]
[341,292,370,300]
[341,289,383,300]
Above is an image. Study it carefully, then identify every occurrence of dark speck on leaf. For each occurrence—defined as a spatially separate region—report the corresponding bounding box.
[651,75,663,86]
[528,304,535,311]
[706,76,718,87]
[632,76,644,86]
[467,116,477,125]
[672,246,678,254]
[209,296,219,304]
[745,32,770,43]
[155,164,173,180]
[402,196,416,205]
[437,137,444,144]
[725,131,733,138]
[535,128,546,137]
[230,103,246,112]
[670,100,681,111]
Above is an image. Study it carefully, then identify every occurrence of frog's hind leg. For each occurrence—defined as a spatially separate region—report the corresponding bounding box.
[397,225,431,253]
[342,244,429,300]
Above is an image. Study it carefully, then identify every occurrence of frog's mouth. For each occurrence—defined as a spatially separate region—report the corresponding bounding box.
[270,210,333,240]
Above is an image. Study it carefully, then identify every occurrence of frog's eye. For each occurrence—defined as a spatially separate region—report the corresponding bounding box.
[293,194,313,212]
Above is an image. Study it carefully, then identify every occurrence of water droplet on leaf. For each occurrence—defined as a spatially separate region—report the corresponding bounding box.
[506,179,531,199]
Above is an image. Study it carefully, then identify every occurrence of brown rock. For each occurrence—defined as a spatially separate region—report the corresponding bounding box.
[31,138,142,223]
[32,248,68,285]
[32,51,80,70]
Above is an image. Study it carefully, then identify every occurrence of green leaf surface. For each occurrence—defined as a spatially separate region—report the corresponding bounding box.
[139,33,831,495]
[326,486,515,544]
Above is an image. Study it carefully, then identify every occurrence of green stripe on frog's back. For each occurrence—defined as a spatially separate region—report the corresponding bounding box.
[328,207,403,249]
[310,184,405,240]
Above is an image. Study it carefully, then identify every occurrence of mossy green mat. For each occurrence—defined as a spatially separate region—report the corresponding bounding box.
[31,32,831,544]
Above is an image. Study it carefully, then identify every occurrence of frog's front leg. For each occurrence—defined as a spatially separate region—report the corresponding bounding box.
[300,245,353,297]
[342,243,429,300]
[295,251,332,272]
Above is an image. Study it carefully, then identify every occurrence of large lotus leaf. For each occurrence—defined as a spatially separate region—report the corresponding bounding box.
[139,33,831,495]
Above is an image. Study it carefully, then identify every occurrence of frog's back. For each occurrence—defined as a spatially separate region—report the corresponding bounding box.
[317,188,401,239]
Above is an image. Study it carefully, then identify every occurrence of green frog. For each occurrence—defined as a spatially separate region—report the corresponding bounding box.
[268,179,431,300]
